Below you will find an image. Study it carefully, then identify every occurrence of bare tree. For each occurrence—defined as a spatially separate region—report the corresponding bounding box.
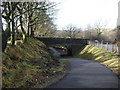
[94,19,107,40]
[62,24,81,38]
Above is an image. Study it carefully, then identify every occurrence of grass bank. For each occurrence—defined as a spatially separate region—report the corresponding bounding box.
[2,38,68,88]
[74,45,120,77]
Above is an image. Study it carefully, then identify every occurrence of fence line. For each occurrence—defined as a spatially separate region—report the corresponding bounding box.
[88,40,120,54]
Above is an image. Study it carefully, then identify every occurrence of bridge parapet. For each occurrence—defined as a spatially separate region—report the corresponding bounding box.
[36,37,88,46]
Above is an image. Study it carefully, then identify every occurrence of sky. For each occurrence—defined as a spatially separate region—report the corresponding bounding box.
[50,0,120,30]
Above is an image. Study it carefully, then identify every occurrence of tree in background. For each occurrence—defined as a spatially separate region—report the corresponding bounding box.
[82,23,116,41]
[33,2,57,37]
[62,24,81,38]
[94,19,107,40]
[84,24,94,39]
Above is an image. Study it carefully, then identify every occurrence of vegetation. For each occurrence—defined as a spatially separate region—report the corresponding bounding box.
[61,24,81,38]
[1,1,119,88]
[55,25,117,42]
[1,1,69,88]
[2,38,68,88]
[1,1,57,51]
[74,45,120,77]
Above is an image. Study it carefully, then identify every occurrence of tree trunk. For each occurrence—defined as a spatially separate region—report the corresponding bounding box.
[27,13,30,37]
[11,14,15,45]
[2,3,11,51]
[10,3,15,46]
[27,4,30,37]
[27,22,30,36]
[2,20,11,52]
[30,26,34,37]
[20,15,27,43]
[0,9,4,51]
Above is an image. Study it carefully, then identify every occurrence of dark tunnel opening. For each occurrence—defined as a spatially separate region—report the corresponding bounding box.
[52,45,73,56]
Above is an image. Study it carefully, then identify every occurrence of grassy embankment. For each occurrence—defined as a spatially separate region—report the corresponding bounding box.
[74,45,120,77]
[2,38,68,88]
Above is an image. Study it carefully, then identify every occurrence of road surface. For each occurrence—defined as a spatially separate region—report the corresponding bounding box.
[48,58,119,88]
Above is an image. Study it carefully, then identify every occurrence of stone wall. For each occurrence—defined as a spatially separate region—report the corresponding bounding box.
[36,38,88,46]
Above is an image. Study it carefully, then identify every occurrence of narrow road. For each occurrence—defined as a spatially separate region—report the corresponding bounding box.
[48,58,119,88]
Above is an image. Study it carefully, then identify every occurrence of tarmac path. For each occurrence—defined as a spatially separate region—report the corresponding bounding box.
[48,58,119,88]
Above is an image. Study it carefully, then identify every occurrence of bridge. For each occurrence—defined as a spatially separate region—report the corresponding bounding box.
[35,37,88,56]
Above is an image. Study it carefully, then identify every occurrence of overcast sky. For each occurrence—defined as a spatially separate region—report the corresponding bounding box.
[50,0,120,30]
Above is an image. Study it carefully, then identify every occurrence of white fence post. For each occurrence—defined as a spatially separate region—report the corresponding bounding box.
[89,40,120,54]
[101,40,103,48]
[106,42,108,50]
[112,44,114,52]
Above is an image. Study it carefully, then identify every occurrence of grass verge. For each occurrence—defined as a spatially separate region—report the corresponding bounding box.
[74,45,120,78]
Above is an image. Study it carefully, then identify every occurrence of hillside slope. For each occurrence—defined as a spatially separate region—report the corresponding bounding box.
[2,38,68,88]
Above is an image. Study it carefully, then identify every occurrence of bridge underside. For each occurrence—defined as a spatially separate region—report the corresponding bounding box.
[36,38,88,56]
[51,44,85,56]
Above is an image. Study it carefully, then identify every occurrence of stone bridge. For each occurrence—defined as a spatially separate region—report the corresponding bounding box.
[35,37,88,55]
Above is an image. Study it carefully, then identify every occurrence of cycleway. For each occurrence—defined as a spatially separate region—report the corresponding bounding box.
[48,58,119,88]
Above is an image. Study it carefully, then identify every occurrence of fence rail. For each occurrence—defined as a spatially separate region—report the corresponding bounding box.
[88,40,120,54]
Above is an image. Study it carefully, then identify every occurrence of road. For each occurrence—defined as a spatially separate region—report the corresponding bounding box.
[48,58,119,88]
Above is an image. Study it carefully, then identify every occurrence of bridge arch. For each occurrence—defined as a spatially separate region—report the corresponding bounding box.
[35,37,88,56]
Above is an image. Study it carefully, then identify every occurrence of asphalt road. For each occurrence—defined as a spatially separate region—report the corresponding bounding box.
[48,58,119,88]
